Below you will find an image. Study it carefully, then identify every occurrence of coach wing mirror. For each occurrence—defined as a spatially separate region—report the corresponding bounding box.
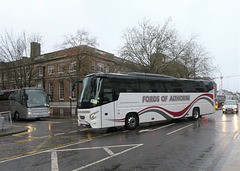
[72,81,82,91]
[91,78,96,86]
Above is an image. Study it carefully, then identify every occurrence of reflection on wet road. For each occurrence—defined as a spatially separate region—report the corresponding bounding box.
[0,109,240,170]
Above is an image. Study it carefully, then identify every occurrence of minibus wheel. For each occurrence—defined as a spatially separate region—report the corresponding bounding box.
[14,112,20,121]
[125,113,139,130]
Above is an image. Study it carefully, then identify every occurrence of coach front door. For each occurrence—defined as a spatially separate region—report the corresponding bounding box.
[101,102,115,128]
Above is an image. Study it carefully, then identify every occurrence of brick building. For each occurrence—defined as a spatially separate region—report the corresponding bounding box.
[0,43,121,117]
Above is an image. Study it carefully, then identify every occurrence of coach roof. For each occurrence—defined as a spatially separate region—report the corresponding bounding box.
[86,72,176,81]
[86,72,212,84]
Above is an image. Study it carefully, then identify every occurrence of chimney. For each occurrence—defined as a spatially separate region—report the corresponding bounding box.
[30,42,41,58]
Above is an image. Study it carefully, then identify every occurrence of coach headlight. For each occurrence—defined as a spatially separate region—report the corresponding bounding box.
[90,113,97,120]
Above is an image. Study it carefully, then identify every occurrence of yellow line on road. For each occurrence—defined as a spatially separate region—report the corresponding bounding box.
[1,128,74,147]
[33,136,53,152]
[87,131,92,139]
[0,131,116,163]
[12,125,36,137]
[0,137,90,162]
[0,145,37,151]
[15,138,37,143]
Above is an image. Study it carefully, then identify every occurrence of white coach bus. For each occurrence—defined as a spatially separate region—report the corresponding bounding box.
[77,73,215,130]
[0,87,50,120]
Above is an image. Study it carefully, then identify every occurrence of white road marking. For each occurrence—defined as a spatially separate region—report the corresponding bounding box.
[151,123,175,131]
[138,123,175,133]
[51,144,143,152]
[103,148,114,156]
[234,131,240,142]
[166,124,193,135]
[51,151,59,171]
[0,139,92,164]
[54,133,65,136]
[47,122,62,124]
[68,130,78,134]
[72,143,143,171]
[138,129,151,133]
[37,135,50,139]
[36,130,78,139]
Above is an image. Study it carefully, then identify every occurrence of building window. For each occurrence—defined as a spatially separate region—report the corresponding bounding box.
[69,61,76,72]
[48,65,54,74]
[59,81,64,100]
[97,62,104,72]
[49,83,53,101]
[3,71,6,81]
[58,63,64,73]
[105,65,109,73]
[11,71,16,81]
[18,70,21,80]
[92,60,95,71]
[26,67,30,78]
[37,83,42,88]
[37,66,43,76]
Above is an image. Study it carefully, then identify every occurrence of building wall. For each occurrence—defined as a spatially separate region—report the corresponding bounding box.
[0,45,119,117]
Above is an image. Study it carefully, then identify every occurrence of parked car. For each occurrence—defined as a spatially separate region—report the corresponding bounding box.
[222,100,238,114]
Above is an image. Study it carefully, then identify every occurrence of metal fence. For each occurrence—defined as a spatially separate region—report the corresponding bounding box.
[0,111,12,130]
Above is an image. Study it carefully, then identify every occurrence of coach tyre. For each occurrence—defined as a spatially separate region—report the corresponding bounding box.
[125,113,139,130]
[192,108,200,120]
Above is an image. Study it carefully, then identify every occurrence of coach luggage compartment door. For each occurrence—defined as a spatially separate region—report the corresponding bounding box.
[101,101,115,128]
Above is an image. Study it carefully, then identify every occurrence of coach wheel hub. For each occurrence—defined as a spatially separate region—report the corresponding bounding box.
[192,109,200,120]
[128,117,136,127]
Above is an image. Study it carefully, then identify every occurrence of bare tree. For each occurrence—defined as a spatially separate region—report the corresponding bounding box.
[167,34,216,79]
[119,18,177,73]
[0,31,42,89]
[57,29,98,100]
[119,18,216,79]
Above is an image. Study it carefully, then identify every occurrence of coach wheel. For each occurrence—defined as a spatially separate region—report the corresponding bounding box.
[14,112,20,121]
[125,113,139,130]
[192,108,200,120]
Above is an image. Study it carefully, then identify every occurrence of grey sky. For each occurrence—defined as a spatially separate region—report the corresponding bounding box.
[0,0,239,92]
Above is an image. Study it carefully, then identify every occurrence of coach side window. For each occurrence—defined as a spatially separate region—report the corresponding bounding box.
[203,81,213,92]
[100,79,118,104]
[164,81,174,92]
[102,89,113,104]
[109,78,140,93]
[193,81,205,92]
[182,81,195,92]
[126,80,140,92]
[139,81,150,92]
[171,81,183,92]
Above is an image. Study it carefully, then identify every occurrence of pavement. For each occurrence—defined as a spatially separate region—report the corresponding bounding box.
[0,125,28,137]
[1,123,240,170]
[214,129,240,171]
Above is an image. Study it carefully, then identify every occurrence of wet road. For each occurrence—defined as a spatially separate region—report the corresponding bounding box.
[0,109,239,171]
